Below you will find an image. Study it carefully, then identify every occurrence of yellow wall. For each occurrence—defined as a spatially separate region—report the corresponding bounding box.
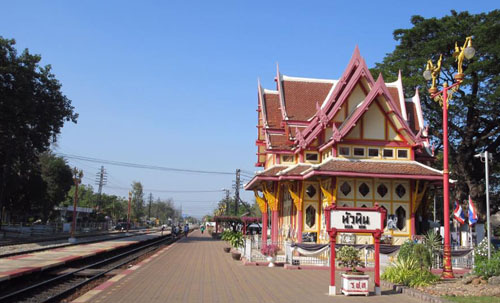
[334,177,411,244]
[363,104,385,140]
[347,84,366,115]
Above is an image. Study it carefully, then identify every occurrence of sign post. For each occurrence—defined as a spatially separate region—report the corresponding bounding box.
[325,204,386,296]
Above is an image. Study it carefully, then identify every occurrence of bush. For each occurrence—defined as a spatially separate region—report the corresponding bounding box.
[261,244,279,257]
[413,243,432,270]
[398,240,415,261]
[382,258,439,287]
[337,246,364,272]
[473,250,500,278]
[221,230,244,248]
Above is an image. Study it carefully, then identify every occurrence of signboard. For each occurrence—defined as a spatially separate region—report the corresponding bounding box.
[330,210,381,230]
[324,205,386,296]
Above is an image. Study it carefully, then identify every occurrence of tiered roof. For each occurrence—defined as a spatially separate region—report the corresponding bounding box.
[255,47,431,166]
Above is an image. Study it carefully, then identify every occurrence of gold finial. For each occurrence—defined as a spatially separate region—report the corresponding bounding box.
[453,37,474,81]
[424,54,442,94]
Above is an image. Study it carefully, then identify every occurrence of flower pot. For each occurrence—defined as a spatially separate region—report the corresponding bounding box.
[341,273,369,296]
[266,256,276,267]
[223,247,231,253]
[231,251,241,260]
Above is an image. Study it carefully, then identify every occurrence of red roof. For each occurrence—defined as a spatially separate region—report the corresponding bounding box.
[314,159,442,177]
[282,80,333,121]
[258,165,287,176]
[405,101,419,133]
[388,87,401,114]
[280,165,312,176]
[268,134,292,150]
[263,93,282,129]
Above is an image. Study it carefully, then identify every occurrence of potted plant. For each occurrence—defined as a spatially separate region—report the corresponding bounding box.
[228,231,244,260]
[337,246,369,296]
[220,230,232,253]
[261,244,279,267]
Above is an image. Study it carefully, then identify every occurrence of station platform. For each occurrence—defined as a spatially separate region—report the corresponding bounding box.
[0,231,167,282]
[73,230,422,303]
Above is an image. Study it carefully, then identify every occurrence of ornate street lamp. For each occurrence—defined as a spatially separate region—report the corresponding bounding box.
[423,37,475,279]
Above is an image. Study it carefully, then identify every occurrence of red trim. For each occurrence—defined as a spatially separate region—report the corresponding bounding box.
[337,139,410,147]
[303,170,442,181]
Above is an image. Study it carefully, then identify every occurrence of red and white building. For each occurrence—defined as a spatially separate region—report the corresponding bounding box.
[245,47,443,246]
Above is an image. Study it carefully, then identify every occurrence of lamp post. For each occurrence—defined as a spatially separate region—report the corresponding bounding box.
[69,168,83,243]
[423,37,475,279]
[474,151,492,260]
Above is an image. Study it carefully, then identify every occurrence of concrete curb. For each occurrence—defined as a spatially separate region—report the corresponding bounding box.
[381,280,453,303]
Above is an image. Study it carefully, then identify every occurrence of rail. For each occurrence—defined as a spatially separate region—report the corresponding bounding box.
[0,233,177,303]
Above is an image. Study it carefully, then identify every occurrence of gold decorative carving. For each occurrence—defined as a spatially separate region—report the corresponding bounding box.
[263,183,278,211]
[253,189,267,213]
[412,180,429,213]
[425,54,442,94]
[287,183,302,210]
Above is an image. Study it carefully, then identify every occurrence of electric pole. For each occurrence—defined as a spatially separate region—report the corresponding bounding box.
[234,169,241,216]
[223,189,230,215]
[148,193,153,221]
[95,166,107,211]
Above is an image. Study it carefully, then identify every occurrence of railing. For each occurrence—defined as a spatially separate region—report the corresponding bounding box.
[433,248,474,269]
[287,244,330,266]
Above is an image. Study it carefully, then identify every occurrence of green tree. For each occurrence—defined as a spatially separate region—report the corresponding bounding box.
[39,152,73,221]
[0,37,77,225]
[131,181,144,222]
[370,10,500,218]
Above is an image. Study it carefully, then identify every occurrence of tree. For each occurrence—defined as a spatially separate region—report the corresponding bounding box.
[39,152,73,221]
[370,10,500,219]
[131,181,144,222]
[0,37,78,225]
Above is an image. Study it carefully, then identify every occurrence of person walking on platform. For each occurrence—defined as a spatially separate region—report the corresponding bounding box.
[200,225,205,234]
[184,224,189,238]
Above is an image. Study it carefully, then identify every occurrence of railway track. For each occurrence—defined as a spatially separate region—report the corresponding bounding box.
[0,229,159,259]
[0,233,179,303]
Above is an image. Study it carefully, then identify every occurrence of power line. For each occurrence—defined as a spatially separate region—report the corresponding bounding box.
[57,153,234,175]
[103,185,223,193]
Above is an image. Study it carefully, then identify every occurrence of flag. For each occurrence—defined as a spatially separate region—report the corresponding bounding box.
[468,196,478,226]
[453,201,465,224]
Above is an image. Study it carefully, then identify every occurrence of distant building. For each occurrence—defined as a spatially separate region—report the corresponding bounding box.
[245,47,442,246]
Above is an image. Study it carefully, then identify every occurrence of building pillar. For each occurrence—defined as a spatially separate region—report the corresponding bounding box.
[297,209,303,243]
[271,210,279,244]
[262,210,268,248]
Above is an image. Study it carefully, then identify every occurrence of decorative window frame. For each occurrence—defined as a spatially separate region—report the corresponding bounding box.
[281,154,295,164]
[382,148,395,159]
[352,146,366,158]
[305,151,320,163]
[338,145,351,157]
[396,148,409,160]
[368,147,380,159]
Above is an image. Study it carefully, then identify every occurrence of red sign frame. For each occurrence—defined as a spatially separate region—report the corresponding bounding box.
[324,204,386,296]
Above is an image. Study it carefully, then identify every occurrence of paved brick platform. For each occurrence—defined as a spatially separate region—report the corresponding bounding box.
[76,230,422,303]
[0,231,167,282]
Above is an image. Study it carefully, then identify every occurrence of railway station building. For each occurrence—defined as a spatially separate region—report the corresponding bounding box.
[244,47,443,247]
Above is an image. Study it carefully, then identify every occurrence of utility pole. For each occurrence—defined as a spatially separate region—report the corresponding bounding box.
[148,193,153,221]
[69,168,83,243]
[223,189,230,215]
[234,169,241,216]
[95,166,107,211]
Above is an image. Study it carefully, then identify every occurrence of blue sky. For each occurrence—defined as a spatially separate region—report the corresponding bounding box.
[1,1,496,218]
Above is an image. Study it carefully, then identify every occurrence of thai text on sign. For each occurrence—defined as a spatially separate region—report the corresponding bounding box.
[330,210,381,230]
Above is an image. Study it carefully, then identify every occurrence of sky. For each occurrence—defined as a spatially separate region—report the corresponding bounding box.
[1,1,497,218]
